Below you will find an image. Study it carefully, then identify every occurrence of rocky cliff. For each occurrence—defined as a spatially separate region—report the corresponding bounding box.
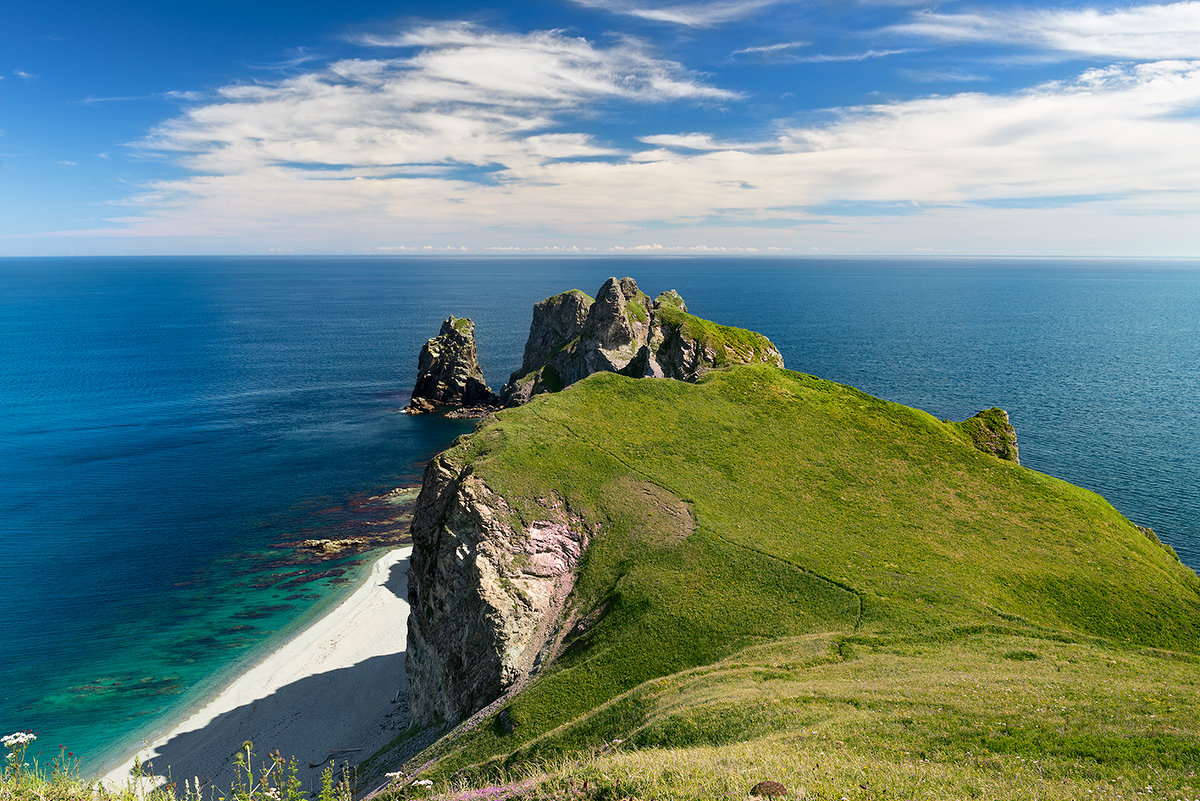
[406,317,496,414]
[500,277,784,405]
[405,453,591,726]
[405,279,786,726]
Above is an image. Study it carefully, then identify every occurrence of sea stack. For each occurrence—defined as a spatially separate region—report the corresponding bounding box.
[405,316,496,414]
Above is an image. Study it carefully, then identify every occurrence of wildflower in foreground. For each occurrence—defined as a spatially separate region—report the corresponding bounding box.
[2,732,37,749]
[3,732,37,766]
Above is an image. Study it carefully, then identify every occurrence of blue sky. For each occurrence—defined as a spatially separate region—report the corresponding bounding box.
[4,0,1200,256]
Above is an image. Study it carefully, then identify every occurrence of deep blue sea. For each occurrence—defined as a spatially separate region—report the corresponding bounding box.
[1,256,1198,772]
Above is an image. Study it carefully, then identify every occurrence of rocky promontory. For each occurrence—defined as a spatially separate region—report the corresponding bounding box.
[500,277,785,405]
[951,407,1020,464]
[404,277,786,725]
[386,281,1200,801]
[403,278,783,414]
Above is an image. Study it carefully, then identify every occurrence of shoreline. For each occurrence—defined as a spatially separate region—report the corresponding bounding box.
[101,547,413,795]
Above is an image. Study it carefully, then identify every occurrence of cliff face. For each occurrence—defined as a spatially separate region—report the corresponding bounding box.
[517,290,593,378]
[405,453,590,726]
[500,277,784,405]
[407,317,496,413]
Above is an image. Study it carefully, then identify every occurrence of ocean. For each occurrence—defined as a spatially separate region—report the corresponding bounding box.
[1,256,1197,772]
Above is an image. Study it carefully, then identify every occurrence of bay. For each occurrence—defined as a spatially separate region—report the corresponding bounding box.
[0,256,1196,771]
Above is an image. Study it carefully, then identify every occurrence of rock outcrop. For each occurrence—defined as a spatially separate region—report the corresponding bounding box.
[405,317,496,414]
[517,289,593,378]
[405,454,590,726]
[955,408,1020,464]
[500,277,783,405]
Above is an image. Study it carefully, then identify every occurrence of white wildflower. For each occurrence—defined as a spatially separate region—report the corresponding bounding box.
[414,779,434,787]
[2,732,36,748]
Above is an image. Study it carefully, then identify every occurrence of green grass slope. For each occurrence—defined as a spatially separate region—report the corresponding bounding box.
[388,366,1200,798]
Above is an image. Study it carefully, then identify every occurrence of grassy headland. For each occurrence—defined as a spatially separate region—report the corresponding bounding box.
[384,365,1200,799]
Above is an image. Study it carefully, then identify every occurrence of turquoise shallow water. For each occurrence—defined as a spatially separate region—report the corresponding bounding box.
[1,256,1197,772]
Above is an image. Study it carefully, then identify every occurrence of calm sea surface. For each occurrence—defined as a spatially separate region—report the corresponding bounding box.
[1,256,1197,770]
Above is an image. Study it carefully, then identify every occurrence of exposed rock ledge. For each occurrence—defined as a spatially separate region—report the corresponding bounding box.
[405,453,592,726]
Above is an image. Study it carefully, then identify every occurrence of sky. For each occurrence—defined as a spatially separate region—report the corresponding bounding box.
[3,0,1200,257]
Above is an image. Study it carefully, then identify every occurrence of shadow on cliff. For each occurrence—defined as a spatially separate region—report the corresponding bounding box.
[127,558,413,796]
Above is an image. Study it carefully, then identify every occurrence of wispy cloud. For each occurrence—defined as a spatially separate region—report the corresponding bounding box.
[79,90,206,106]
[246,47,324,71]
[732,40,810,56]
[13,70,36,81]
[899,68,991,83]
[639,133,767,151]
[569,0,781,27]
[895,1,1200,60]
[794,48,913,63]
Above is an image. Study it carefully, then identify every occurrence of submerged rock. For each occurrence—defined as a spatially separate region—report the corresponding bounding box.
[301,538,368,554]
[405,317,496,413]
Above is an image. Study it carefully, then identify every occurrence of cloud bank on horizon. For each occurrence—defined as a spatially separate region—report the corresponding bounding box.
[4,0,1200,256]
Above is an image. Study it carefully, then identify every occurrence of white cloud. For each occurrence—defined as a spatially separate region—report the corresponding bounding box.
[139,24,734,177]
[899,68,991,83]
[569,0,781,27]
[83,19,1200,257]
[13,70,35,81]
[896,1,1200,60]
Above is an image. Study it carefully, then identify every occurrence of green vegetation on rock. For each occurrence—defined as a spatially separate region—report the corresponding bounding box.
[651,303,781,366]
[389,365,1200,799]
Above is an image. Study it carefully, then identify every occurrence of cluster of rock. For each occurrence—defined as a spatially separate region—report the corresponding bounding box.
[500,277,784,405]
[301,537,369,554]
[403,277,785,415]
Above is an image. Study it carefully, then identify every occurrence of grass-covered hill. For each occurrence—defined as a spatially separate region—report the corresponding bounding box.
[382,365,1200,801]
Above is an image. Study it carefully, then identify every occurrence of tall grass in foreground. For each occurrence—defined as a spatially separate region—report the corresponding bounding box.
[0,735,352,801]
[384,734,1200,801]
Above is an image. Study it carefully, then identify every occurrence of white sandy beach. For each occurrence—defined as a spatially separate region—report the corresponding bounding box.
[102,547,413,795]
